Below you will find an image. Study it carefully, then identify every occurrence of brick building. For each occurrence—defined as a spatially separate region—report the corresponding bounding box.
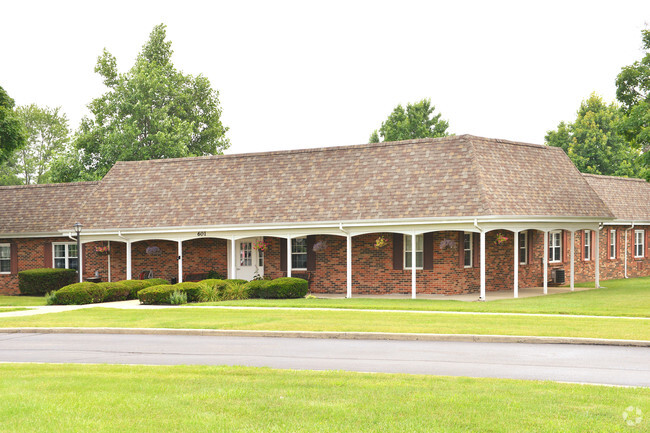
[1,135,649,298]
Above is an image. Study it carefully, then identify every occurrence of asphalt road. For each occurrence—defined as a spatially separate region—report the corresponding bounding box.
[1,332,648,387]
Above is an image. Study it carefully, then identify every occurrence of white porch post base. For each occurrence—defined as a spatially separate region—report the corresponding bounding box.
[513,230,519,298]
[346,234,352,298]
[543,231,548,295]
[286,237,292,278]
[479,232,485,301]
[595,229,600,288]
[411,233,416,299]
[126,240,132,280]
[570,231,575,291]
[177,240,183,283]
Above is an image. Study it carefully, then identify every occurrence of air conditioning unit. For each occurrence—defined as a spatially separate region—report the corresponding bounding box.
[551,268,565,285]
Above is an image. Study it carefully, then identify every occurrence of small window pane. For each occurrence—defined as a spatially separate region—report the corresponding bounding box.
[68,258,78,271]
[68,244,78,258]
[54,245,66,258]
[240,242,252,266]
[518,232,527,264]
[258,250,264,267]
[54,258,66,269]
[291,238,307,269]
[292,253,307,269]
[0,246,9,259]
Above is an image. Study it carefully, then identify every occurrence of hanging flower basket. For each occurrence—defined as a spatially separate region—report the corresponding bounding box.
[374,236,388,249]
[95,245,110,256]
[253,240,269,252]
[494,233,509,245]
[146,246,162,256]
[313,240,328,253]
[439,239,457,250]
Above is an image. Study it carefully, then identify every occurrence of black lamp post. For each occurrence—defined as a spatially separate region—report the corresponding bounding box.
[74,222,82,282]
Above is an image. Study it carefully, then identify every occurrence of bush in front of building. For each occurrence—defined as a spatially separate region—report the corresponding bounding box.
[138,282,205,304]
[174,282,204,302]
[243,280,271,298]
[55,282,106,305]
[18,268,77,296]
[255,277,308,299]
[97,282,130,302]
[118,278,169,299]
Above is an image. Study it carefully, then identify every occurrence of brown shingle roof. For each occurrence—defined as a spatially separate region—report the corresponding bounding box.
[583,173,650,222]
[73,135,613,231]
[0,182,99,234]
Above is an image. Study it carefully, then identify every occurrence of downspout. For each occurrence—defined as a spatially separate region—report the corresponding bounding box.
[624,223,635,278]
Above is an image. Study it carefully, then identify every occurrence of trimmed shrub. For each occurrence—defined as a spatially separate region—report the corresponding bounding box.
[174,282,204,302]
[144,278,169,287]
[18,268,77,296]
[226,279,248,286]
[119,280,151,299]
[55,282,106,305]
[221,283,252,301]
[244,280,271,298]
[45,291,57,305]
[257,277,308,299]
[138,285,176,305]
[97,282,130,302]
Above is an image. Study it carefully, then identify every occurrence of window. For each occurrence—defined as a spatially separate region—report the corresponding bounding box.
[0,244,10,274]
[464,232,473,268]
[584,230,591,261]
[291,237,307,269]
[609,229,616,259]
[53,243,78,271]
[549,231,562,263]
[518,231,528,265]
[404,234,423,269]
[635,230,645,258]
[258,250,264,267]
[239,242,252,266]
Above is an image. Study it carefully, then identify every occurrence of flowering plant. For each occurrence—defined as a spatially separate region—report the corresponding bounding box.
[439,239,457,250]
[146,246,162,256]
[494,233,509,245]
[313,240,328,253]
[253,240,269,252]
[95,245,110,256]
[374,236,388,249]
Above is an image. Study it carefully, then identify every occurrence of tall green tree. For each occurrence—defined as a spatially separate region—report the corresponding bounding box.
[6,105,70,184]
[0,85,27,165]
[53,23,229,181]
[545,93,644,178]
[369,98,450,143]
[616,29,650,177]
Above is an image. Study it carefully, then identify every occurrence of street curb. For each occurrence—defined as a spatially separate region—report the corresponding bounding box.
[2,327,649,347]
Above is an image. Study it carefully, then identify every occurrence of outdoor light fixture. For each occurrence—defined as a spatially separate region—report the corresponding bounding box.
[73,222,82,282]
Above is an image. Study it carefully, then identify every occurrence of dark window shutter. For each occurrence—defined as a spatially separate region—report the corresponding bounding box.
[591,231,595,261]
[423,232,433,270]
[306,236,316,271]
[562,230,568,263]
[528,230,534,265]
[280,239,287,272]
[393,233,403,270]
[458,231,464,267]
[10,242,18,275]
[473,232,480,268]
[44,242,52,268]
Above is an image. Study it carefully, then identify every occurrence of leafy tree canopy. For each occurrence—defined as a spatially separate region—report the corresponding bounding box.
[55,24,229,181]
[545,93,645,178]
[369,98,450,143]
[0,85,27,165]
[616,29,650,172]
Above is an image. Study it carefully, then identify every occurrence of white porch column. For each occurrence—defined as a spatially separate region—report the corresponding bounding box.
[595,228,600,288]
[107,241,111,283]
[126,240,132,280]
[177,240,183,283]
[286,237,292,278]
[479,232,485,301]
[346,234,352,298]
[411,233,417,299]
[513,230,519,298]
[543,231,548,295]
[570,231,575,291]
[231,237,237,279]
[78,243,83,283]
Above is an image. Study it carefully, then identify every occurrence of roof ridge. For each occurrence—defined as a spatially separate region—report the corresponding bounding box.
[466,135,548,150]
[582,173,648,183]
[0,181,99,191]
[466,136,492,216]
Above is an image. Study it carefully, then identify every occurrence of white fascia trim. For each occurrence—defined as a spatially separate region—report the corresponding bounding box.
[63,215,615,238]
[0,232,70,239]
[602,220,650,226]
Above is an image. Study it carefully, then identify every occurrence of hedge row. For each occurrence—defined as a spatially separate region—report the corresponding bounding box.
[18,268,77,296]
[50,278,169,305]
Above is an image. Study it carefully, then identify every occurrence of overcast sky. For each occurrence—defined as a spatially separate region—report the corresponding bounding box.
[1,1,649,155]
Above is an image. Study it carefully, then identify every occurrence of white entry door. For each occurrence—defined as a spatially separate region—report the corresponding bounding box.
[236,237,263,281]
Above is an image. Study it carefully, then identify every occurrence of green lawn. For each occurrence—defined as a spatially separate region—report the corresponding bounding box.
[0,307,648,340]
[0,364,647,432]
[0,308,26,313]
[0,295,46,306]
[198,276,650,317]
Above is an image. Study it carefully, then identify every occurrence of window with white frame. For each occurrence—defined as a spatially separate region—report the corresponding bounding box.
[518,231,528,265]
[291,237,307,269]
[549,231,562,263]
[609,229,616,259]
[239,241,252,266]
[53,243,78,271]
[0,244,10,273]
[404,234,423,269]
[464,232,473,268]
[635,230,645,258]
[258,250,264,267]
[584,230,591,261]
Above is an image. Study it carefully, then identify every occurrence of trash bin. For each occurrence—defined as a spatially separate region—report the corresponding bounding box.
[171,277,178,284]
